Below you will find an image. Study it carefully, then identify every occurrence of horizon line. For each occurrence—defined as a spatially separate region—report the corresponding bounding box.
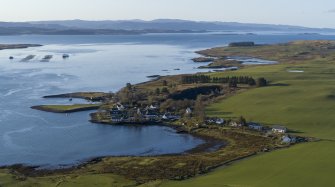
[0,18,333,30]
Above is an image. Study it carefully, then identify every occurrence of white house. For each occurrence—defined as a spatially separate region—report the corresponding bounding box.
[162,114,169,120]
[117,104,125,111]
[150,105,157,109]
[272,125,287,134]
[137,108,142,115]
[230,122,242,127]
[186,107,192,115]
[215,118,225,125]
[206,118,225,125]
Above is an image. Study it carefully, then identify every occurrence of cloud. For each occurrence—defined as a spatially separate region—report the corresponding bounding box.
[327,9,335,13]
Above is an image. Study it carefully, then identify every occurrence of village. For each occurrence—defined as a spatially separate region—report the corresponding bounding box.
[80,72,307,146]
[91,100,300,145]
[31,70,304,147]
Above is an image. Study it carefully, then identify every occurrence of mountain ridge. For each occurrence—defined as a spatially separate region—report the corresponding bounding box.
[0,19,334,35]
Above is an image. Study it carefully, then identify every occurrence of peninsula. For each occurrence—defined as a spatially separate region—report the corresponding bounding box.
[0,44,42,50]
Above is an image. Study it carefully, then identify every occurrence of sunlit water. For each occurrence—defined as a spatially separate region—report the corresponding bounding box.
[1,33,335,168]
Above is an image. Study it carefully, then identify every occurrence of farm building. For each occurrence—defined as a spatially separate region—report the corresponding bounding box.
[272,125,287,134]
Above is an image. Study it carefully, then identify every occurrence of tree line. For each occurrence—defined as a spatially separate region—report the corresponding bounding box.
[181,75,267,87]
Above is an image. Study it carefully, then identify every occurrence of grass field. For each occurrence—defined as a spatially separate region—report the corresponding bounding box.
[162,141,335,187]
[159,41,335,186]
[206,62,335,140]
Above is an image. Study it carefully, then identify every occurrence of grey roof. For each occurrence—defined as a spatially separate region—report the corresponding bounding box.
[248,122,262,127]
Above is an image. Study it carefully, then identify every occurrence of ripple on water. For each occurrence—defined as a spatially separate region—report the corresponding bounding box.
[3,126,36,150]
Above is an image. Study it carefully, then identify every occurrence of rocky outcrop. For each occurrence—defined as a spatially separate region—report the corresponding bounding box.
[229,42,255,47]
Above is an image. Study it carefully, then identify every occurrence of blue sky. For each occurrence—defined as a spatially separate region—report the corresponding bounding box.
[1,0,335,28]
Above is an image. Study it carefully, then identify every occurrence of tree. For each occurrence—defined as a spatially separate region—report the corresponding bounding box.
[194,95,206,123]
[161,87,169,94]
[155,88,161,95]
[248,78,256,86]
[229,79,237,88]
[238,116,247,126]
[257,78,268,87]
[126,83,132,90]
[162,80,168,86]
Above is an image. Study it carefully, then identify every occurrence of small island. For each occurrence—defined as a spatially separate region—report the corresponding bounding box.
[31,104,101,113]
[43,92,110,101]
[0,44,42,50]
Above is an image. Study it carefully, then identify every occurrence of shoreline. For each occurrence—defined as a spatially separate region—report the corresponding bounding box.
[0,44,42,50]
[0,126,227,175]
[0,121,227,171]
[0,127,277,182]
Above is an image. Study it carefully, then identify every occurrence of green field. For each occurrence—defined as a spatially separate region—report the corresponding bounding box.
[160,41,335,187]
[206,62,335,140]
[162,141,335,187]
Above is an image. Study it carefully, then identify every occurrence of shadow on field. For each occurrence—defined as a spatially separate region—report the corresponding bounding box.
[269,83,290,87]
[326,94,335,99]
[288,129,304,134]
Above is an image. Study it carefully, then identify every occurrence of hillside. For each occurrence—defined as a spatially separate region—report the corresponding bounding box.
[162,40,335,187]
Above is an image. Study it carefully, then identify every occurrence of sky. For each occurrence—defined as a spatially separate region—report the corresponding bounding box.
[1,0,335,28]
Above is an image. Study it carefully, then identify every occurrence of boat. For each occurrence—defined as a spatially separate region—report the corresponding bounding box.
[62,54,70,59]
[40,55,53,62]
[20,55,35,62]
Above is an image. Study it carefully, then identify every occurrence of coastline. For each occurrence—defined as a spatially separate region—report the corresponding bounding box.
[17,43,278,174]
[0,125,228,171]
[3,41,323,184]
[0,125,280,182]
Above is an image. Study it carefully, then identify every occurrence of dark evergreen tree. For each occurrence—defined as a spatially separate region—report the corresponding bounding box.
[155,88,161,95]
[162,80,168,86]
[229,79,237,88]
[161,87,169,94]
[126,83,132,90]
[257,77,268,87]
[238,116,247,126]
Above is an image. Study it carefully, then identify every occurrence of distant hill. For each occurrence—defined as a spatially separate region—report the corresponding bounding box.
[30,19,335,32]
[0,19,334,35]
